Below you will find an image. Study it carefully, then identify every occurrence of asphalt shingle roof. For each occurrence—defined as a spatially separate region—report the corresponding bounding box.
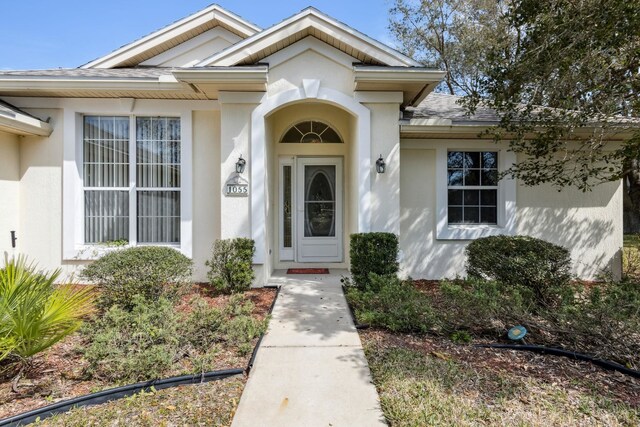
[0,68,177,78]
[406,92,500,124]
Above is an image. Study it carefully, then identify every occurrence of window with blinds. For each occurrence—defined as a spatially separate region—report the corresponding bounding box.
[83,116,181,245]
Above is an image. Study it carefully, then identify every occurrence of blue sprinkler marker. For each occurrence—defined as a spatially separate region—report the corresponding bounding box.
[508,325,527,341]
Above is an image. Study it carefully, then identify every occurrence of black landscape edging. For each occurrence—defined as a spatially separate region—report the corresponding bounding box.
[0,368,244,427]
[341,284,370,330]
[246,285,281,374]
[476,344,640,379]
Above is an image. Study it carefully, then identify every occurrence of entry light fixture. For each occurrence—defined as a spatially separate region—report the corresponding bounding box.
[236,155,246,174]
[376,154,386,174]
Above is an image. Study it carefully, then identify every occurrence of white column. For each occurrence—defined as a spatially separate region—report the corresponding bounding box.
[219,93,263,241]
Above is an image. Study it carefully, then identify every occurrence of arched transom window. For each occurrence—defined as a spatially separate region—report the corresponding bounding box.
[280,120,343,144]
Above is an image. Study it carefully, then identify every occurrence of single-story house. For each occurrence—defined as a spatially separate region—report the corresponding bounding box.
[0,5,625,283]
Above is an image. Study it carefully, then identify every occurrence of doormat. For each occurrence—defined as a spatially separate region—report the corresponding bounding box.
[286,268,330,274]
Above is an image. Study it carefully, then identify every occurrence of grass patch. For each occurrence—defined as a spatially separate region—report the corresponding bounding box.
[34,376,244,426]
[362,331,640,427]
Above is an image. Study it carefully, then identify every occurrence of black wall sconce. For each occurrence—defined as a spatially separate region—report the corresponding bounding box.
[236,155,246,174]
[10,231,17,249]
[376,154,386,174]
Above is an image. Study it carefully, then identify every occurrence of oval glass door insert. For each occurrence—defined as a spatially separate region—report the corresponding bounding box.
[304,165,336,237]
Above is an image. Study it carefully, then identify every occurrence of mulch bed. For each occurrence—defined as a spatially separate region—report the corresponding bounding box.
[361,328,640,408]
[0,285,276,420]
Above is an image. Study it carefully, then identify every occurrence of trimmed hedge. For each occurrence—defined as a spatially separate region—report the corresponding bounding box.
[206,238,255,293]
[81,246,192,309]
[465,235,572,306]
[350,233,399,290]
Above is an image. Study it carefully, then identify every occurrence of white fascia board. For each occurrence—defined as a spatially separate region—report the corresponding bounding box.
[354,91,404,103]
[172,67,268,84]
[0,76,187,92]
[81,5,261,69]
[197,8,423,67]
[354,67,446,84]
[0,113,52,136]
[400,124,495,134]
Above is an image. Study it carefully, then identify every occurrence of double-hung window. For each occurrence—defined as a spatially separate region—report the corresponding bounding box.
[447,151,498,225]
[83,116,181,245]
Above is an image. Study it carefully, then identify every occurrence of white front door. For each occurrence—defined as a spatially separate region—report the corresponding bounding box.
[279,157,344,263]
[280,157,343,263]
[296,157,343,262]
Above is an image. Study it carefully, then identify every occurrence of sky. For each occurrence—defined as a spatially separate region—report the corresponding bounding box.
[0,0,396,70]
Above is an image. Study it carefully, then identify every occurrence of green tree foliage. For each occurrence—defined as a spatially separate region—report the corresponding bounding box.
[0,256,95,363]
[390,0,512,95]
[463,0,640,191]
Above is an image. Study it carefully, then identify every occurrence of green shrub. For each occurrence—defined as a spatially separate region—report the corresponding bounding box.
[466,235,572,306]
[0,256,95,364]
[346,274,434,333]
[206,238,255,293]
[548,280,640,369]
[350,233,399,289]
[181,297,224,352]
[83,296,180,382]
[182,294,267,356]
[437,278,534,336]
[81,246,193,309]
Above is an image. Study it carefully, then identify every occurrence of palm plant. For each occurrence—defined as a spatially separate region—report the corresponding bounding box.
[0,256,95,368]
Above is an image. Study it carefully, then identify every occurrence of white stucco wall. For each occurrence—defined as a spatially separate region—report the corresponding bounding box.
[265,39,355,97]
[0,131,20,259]
[18,109,66,274]
[399,147,623,280]
[192,110,221,281]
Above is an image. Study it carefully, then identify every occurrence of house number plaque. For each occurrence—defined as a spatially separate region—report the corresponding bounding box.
[225,175,249,197]
[226,183,248,196]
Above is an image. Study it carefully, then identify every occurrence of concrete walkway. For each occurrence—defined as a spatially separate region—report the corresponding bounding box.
[231,270,387,427]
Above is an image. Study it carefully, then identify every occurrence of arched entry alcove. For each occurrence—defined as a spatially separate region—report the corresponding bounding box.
[261,100,361,270]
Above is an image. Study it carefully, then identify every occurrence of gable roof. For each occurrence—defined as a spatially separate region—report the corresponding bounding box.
[82,4,261,69]
[0,99,52,136]
[197,7,422,67]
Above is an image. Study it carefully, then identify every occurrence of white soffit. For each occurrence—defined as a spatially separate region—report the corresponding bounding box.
[354,66,446,107]
[81,5,261,69]
[197,7,423,67]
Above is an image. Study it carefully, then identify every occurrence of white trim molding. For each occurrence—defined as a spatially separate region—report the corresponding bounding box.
[0,106,52,136]
[62,100,199,260]
[81,4,260,69]
[435,144,516,240]
[250,85,371,264]
[198,7,421,67]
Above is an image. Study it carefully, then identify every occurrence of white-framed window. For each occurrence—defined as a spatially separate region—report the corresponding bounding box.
[82,115,181,245]
[62,101,197,260]
[436,145,516,240]
[447,151,498,225]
